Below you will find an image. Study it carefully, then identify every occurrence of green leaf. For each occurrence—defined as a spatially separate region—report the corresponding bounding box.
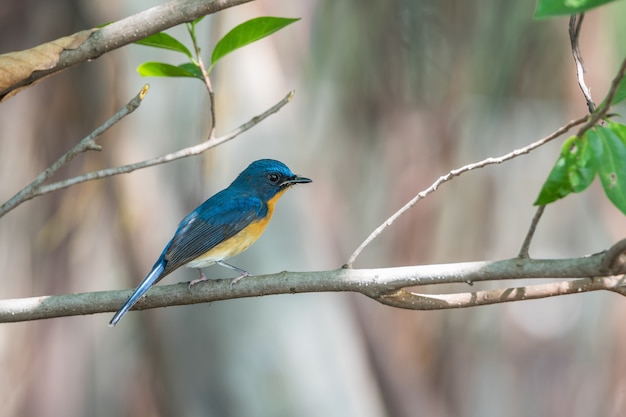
[137,62,202,79]
[177,62,204,78]
[534,153,572,204]
[534,0,619,18]
[135,33,193,59]
[210,16,300,68]
[534,134,599,205]
[594,123,626,214]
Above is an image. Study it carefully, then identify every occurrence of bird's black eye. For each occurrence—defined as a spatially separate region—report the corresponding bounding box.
[267,173,280,183]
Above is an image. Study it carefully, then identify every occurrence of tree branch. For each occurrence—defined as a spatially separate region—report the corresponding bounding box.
[348,51,626,268]
[346,116,588,268]
[576,56,626,138]
[1,239,625,323]
[0,85,149,218]
[377,275,625,310]
[188,22,217,139]
[517,205,545,258]
[26,90,294,198]
[569,14,595,113]
[0,0,254,101]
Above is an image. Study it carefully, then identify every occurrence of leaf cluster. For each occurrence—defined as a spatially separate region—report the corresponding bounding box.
[135,16,300,79]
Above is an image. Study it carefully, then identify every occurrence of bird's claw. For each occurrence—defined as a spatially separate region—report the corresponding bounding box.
[188,270,209,290]
[229,272,251,289]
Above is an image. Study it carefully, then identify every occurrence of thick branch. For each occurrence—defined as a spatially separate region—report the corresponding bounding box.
[1,239,625,323]
[0,0,254,101]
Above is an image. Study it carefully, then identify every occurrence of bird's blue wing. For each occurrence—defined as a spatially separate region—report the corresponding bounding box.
[162,192,265,275]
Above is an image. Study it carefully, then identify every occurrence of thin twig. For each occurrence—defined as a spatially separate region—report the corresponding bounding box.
[198,58,216,139]
[576,56,626,138]
[26,91,295,198]
[189,22,217,140]
[1,240,625,323]
[346,116,588,267]
[0,85,150,218]
[569,14,595,113]
[517,205,545,258]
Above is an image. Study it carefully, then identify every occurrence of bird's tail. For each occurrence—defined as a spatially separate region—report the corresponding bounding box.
[109,260,166,326]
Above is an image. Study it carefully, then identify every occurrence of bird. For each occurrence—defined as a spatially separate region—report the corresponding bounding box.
[109,159,311,326]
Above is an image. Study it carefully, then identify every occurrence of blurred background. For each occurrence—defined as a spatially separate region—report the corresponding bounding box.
[1,0,626,416]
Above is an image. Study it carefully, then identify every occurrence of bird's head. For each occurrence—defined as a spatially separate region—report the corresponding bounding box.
[231,159,312,200]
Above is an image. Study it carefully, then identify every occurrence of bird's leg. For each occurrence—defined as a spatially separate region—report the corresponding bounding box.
[215,260,252,289]
[188,268,209,289]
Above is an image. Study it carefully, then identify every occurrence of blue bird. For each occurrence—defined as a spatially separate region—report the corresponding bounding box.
[109,159,311,326]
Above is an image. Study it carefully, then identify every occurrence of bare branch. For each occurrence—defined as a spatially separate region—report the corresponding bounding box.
[576,56,626,138]
[27,90,294,198]
[0,85,149,218]
[1,239,625,323]
[346,116,588,268]
[0,0,254,101]
[517,205,545,258]
[569,14,595,113]
[191,31,217,139]
[347,52,626,268]
[377,275,625,310]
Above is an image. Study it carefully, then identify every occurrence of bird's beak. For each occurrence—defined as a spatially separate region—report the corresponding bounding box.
[281,175,312,187]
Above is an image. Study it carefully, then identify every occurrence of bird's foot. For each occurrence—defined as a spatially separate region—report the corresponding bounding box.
[214,260,252,289]
[188,269,208,290]
[229,271,251,289]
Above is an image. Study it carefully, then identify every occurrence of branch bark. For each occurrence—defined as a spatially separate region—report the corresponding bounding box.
[0,0,254,101]
[2,239,625,323]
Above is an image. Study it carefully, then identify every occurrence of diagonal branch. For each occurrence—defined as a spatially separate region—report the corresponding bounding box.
[576,56,626,138]
[0,85,149,218]
[346,116,588,268]
[1,239,625,323]
[28,90,294,198]
[348,54,626,268]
